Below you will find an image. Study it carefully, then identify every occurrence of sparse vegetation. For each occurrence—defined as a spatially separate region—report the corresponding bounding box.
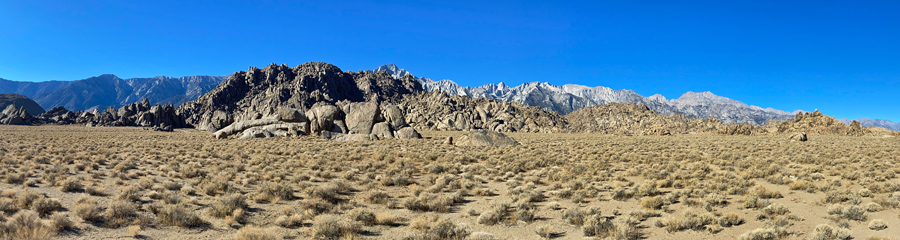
[0,125,897,239]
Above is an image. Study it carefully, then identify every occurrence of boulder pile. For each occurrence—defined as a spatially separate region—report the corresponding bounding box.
[213,101,422,140]
[0,104,33,125]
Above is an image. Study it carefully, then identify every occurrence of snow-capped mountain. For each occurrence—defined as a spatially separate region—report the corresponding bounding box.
[838,118,900,131]
[371,64,795,125]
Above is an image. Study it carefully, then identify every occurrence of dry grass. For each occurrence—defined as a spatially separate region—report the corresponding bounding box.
[0,125,898,239]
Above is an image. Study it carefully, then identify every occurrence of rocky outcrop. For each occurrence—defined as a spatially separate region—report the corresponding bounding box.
[0,93,45,116]
[455,130,519,147]
[213,101,422,140]
[400,91,567,133]
[177,62,422,132]
[0,104,33,125]
[789,132,808,142]
[564,102,723,135]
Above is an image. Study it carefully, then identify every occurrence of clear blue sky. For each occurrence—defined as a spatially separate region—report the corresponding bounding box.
[1,1,898,121]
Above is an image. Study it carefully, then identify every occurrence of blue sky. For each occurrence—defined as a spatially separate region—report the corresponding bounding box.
[1,1,898,121]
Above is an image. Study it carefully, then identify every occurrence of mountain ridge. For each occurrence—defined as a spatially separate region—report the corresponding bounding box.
[0,74,228,111]
[372,64,795,125]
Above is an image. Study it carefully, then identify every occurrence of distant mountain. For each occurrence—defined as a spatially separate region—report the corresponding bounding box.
[0,93,45,115]
[0,75,228,111]
[371,64,794,125]
[0,78,70,100]
[838,118,900,131]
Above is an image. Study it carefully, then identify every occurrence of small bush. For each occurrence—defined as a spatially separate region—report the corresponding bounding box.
[75,198,103,222]
[211,194,248,218]
[5,210,55,240]
[234,225,278,240]
[738,228,776,240]
[640,196,665,210]
[255,182,293,203]
[582,214,615,238]
[866,202,883,212]
[868,219,887,230]
[105,200,139,228]
[57,178,83,192]
[718,213,744,227]
[347,208,376,226]
[157,204,204,228]
[312,215,358,240]
[31,197,62,217]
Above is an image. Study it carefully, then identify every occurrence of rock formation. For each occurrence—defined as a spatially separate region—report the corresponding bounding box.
[177,62,422,132]
[564,102,723,135]
[0,93,45,116]
[399,91,567,133]
[0,104,33,125]
[455,129,519,147]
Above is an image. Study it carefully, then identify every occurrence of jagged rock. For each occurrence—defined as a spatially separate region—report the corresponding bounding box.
[345,102,379,134]
[0,93,45,116]
[566,102,721,135]
[396,127,421,139]
[306,104,342,135]
[0,104,33,125]
[789,132,808,142]
[177,62,421,132]
[381,104,407,129]
[372,122,394,138]
[401,91,566,133]
[455,129,519,147]
[277,107,308,122]
[443,136,453,145]
[214,118,282,139]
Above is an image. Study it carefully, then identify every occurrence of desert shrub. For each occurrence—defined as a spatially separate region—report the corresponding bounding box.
[255,182,293,202]
[4,210,55,240]
[750,186,783,199]
[758,204,790,220]
[640,196,665,210]
[347,208,376,226]
[308,184,341,203]
[868,219,887,230]
[403,193,458,213]
[808,224,851,240]
[562,207,600,226]
[74,198,103,222]
[628,210,661,221]
[718,213,744,227]
[0,198,18,215]
[105,200,139,228]
[312,215,359,240]
[738,228,777,240]
[157,204,204,228]
[742,196,770,209]
[210,194,248,218]
[116,185,142,202]
[866,202,883,212]
[31,197,62,217]
[234,225,277,240]
[788,180,816,192]
[274,214,304,228]
[15,191,41,208]
[407,217,470,240]
[363,191,391,204]
[57,178,83,192]
[582,214,615,238]
[662,209,714,232]
[49,212,73,231]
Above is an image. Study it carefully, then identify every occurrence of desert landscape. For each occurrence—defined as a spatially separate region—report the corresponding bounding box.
[0,124,898,240]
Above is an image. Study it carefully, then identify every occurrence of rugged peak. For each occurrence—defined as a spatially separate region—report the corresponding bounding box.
[647,94,668,102]
[373,63,411,79]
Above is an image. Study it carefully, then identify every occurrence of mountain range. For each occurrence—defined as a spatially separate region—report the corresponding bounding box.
[369,64,900,130]
[2,63,897,131]
[0,74,227,111]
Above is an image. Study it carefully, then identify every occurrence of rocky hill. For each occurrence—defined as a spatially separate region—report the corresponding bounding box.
[776,110,895,136]
[565,102,722,135]
[0,75,227,111]
[399,91,567,133]
[178,62,422,132]
[0,93,45,115]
